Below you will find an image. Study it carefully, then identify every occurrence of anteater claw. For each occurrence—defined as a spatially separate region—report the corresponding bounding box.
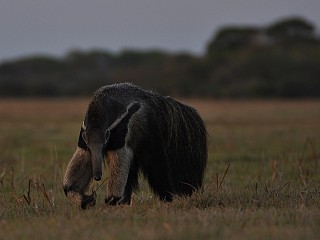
[81,192,97,209]
[105,196,115,205]
[105,196,129,205]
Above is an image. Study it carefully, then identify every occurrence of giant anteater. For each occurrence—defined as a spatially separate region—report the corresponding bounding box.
[63,83,207,208]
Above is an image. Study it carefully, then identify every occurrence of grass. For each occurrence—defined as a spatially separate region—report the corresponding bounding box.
[0,99,320,239]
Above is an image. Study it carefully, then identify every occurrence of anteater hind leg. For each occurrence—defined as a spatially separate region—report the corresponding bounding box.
[122,161,139,205]
[105,147,133,205]
[143,155,175,202]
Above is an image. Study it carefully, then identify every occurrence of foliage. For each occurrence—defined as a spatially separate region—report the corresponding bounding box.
[266,17,316,42]
[206,26,260,53]
[0,16,319,98]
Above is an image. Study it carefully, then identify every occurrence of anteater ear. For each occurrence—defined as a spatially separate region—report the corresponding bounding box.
[82,131,88,145]
[106,102,141,150]
[78,123,88,149]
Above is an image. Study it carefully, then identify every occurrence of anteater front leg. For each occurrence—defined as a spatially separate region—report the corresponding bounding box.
[105,147,133,205]
[63,147,96,209]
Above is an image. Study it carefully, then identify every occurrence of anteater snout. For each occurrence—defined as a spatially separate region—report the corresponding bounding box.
[94,174,102,181]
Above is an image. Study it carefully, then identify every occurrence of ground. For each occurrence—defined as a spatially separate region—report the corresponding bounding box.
[0,99,320,239]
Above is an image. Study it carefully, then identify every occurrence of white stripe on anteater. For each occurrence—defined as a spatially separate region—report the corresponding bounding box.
[107,102,138,131]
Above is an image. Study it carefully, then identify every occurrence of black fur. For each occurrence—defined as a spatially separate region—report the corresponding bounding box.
[75,83,207,203]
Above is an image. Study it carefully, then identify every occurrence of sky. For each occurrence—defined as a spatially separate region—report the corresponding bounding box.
[1,0,320,62]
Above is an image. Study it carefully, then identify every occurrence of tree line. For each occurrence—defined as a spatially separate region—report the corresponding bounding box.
[1,16,320,98]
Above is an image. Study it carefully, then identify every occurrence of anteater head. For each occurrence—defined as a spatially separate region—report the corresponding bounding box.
[81,124,110,181]
[63,88,141,207]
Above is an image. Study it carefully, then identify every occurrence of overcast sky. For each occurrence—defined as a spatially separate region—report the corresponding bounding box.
[1,0,319,62]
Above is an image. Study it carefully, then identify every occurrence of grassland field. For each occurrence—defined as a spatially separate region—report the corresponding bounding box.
[0,99,320,239]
